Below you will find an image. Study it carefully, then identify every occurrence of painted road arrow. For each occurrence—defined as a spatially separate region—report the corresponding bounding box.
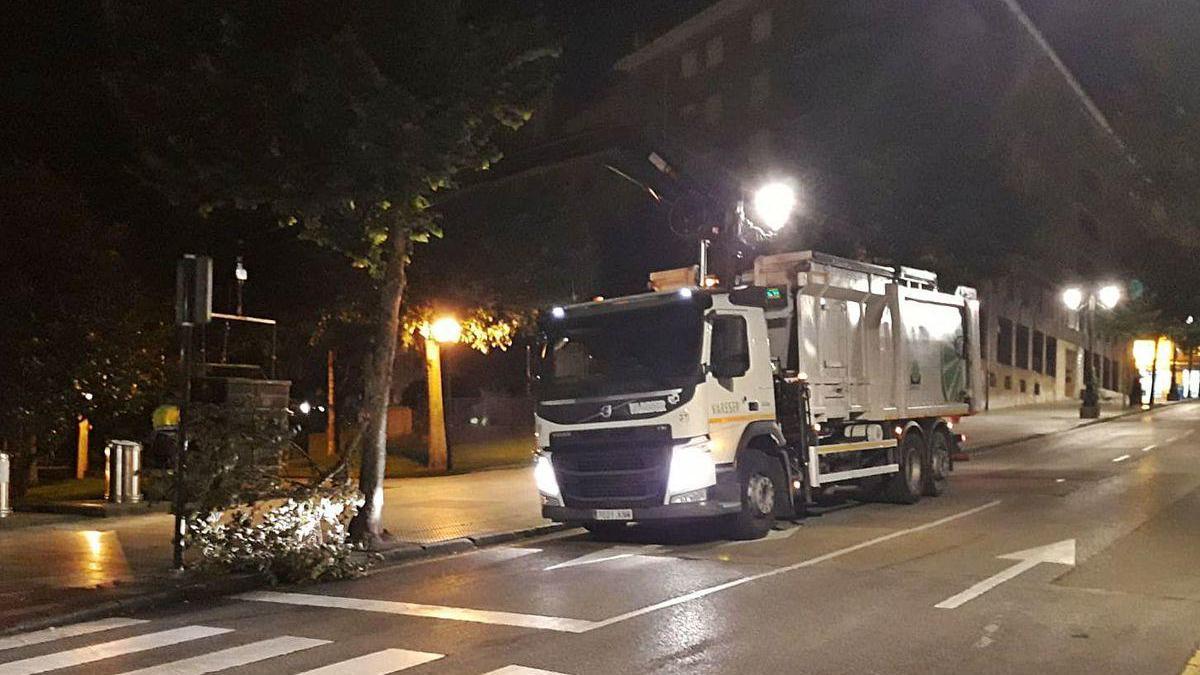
[935,539,1076,609]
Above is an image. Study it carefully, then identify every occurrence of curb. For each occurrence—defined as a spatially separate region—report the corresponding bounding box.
[964,400,1189,455]
[0,522,572,638]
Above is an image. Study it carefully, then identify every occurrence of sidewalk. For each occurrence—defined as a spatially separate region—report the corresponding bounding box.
[956,399,1136,451]
[0,400,1161,633]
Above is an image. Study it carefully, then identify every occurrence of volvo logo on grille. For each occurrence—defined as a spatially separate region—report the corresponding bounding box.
[598,404,613,419]
[629,400,667,414]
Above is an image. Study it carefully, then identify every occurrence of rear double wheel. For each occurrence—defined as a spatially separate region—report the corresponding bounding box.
[879,429,924,504]
[922,428,952,497]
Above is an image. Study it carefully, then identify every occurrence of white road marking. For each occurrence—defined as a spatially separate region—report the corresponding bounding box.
[117,636,328,675]
[0,626,231,675]
[543,545,665,571]
[935,539,1075,610]
[480,662,568,667]
[294,647,443,675]
[1112,454,1131,463]
[1054,478,1066,483]
[1165,430,1194,445]
[586,500,1002,631]
[0,618,148,652]
[1140,444,1157,453]
[236,591,598,633]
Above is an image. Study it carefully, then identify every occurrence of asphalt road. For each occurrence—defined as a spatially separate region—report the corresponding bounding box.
[2,404,1198,675]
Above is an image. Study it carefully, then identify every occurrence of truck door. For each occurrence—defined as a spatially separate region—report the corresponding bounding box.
[819,298,851,418]
[707,310,774,459]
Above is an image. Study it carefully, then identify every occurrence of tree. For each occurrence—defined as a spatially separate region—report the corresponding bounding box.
[103,1,556,544]
[0,164,168,496]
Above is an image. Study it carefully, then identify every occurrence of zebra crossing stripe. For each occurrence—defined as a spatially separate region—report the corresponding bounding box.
[237,591,597,633]
[0,625,231,675]
[483,666,571,675]
[295,648,444,674]
[117,636,329,675]
[0,618,148,652]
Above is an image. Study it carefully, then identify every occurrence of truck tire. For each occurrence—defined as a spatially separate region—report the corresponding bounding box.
[725,450,780,540]
[880,430,923,504]
[922,428,952,497]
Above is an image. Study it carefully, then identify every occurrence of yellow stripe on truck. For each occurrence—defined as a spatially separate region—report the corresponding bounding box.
[708,414,776,425]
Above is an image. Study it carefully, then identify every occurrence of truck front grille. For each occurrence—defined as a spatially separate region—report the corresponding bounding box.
[549,425,672,509]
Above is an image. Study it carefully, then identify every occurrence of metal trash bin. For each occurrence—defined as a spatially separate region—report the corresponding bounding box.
[0,452,11,518]
[105,441,142,504]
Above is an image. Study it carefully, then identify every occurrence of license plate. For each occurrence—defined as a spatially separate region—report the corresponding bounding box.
[594,509,633,521]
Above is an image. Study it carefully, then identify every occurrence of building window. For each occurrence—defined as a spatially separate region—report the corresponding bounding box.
[704,94,722,124]
[705,36,724,68]
[750,71,770,106]
[988,371,997,388]
[997,318,1013,366]
[681,50,698,79]
[751,9,773,44]
[1046,336,1058,375]
[1016,324,1030,370]
[1004,375,1012,390]
[1020,379,1027,393]
[1034,382,1041,396]
[1032,330,1045,374]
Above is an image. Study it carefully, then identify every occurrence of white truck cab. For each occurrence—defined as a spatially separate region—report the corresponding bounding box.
[532,251,981,539]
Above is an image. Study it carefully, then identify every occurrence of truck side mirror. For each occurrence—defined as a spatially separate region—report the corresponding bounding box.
[711,315,750,379]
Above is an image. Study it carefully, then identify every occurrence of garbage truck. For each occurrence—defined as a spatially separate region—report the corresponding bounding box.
[531,250,983,539]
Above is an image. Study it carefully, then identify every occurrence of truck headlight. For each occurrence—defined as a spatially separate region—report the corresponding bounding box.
[534,452,561,502]
[667,437,716,498]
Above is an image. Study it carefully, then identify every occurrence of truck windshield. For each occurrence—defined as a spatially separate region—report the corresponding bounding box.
[534,302,704,400]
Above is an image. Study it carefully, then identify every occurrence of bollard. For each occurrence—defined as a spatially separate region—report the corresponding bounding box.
[122,441,142,504]
[105,441,124,503]
[0,452,10,518]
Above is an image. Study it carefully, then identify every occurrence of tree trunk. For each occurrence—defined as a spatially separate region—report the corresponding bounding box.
[349,226,411,546]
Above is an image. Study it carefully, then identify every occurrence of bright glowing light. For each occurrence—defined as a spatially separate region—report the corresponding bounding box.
[298,401,311,415]
[1061,287,1084,311]
[702,275,719,288]
[550,306,565,319]
[234,260,248,282]
[678,287,693,299]
[667,437,717,495]
[752,181,797,231]
[429,316,462,344]
[1097,284,1121,310]
[534,453,560,498]
[82,392,94,401]
[1187,315,1194,325]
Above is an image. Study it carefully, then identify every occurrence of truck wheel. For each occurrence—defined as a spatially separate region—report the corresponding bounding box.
[583,522,629,541]
[922,429,951,497]
[881,431,923,504]
[726,451,779,540]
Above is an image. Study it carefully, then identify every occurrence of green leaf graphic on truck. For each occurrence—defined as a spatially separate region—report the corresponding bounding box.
[941,330,967,402]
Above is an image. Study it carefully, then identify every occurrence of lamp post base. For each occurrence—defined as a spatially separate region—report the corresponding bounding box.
[1079,403,1100,419]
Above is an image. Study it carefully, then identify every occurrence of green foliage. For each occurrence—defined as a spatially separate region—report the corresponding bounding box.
[103,1,558,277]
[186,484,366,583]
[0,165,168,494]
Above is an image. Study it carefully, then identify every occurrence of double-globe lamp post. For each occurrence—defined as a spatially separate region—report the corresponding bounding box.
[1061,284,1121,418]
[424,316,462,471]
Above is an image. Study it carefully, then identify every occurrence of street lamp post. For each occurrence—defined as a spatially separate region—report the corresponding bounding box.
[690,179,798,285]
[1062,284,1121,419]
[424,316,462,472]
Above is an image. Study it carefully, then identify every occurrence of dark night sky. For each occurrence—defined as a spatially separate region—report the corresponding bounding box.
[2,1,1196,397]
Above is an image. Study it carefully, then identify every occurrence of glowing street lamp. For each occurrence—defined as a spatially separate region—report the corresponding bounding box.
[423,315,462,472]
[751,181,798,233]
[1062,284,1122,418]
